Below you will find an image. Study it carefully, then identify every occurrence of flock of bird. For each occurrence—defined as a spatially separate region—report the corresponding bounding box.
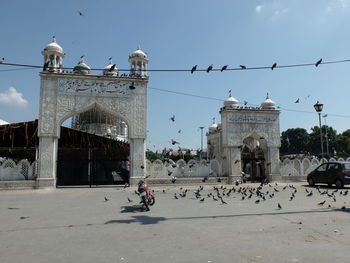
[122,182,348,212]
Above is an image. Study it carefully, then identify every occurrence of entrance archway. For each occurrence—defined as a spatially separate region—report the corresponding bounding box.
[36,73,148,188]
[57,107,130,186]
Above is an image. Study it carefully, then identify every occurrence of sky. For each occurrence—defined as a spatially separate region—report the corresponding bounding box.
[1,0,350,151]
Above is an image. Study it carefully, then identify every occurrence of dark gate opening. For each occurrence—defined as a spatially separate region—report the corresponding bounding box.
[57,126,129,187]
[241,146,265,182]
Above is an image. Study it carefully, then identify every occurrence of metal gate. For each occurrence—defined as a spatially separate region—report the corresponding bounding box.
[57,148,129,187]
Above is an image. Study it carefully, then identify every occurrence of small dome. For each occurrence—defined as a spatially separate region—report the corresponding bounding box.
[103,58,118,76]
[130,47,148,59]
[43,38,63,53]
[209,118,218,133]
[224,94,238,108]
[261,93,277,109]
[73,58,91,75]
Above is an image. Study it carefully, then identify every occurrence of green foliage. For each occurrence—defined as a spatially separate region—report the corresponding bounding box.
[281,126,350,157]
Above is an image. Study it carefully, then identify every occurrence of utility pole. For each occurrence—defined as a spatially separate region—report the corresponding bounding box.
[199,126,204,161]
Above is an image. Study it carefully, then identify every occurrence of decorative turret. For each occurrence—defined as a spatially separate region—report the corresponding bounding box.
[260,93,277,110]
[73,56,91,75]
[128,47,148,77]
[209,117,218,133]
[41,37,64,73]
[224,90,239,109]
[103,58,118,76]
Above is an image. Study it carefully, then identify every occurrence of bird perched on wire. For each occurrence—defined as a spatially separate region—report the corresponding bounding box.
[191,65,197,74]
[0,57,4,64]
[240,65,246,69]
[220,65,228,72]
[206,64,213,73]
[315,58,322,67]
[271,63,277,70]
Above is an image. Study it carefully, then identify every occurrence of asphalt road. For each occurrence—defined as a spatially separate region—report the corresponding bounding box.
[0,182,349,263]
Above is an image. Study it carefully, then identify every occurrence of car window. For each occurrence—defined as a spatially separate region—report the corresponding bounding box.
[316,164,327,172]
[327,163,338,171]
[343,163,350,170]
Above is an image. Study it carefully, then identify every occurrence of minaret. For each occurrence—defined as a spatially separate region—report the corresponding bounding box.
[128,46,148,77]
[41,37,64,73]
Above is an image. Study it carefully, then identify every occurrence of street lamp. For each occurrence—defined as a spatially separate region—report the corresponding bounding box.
[199,126,204,161]
[313,101,324,158]
[322,114,329,155]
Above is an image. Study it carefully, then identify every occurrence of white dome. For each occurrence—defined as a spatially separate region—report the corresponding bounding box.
[43,38,63,53]
[261,94,277,109]
[224,95,238,108]
[130,47,147,59]
[103,59,118,76]
[209,120,218,133]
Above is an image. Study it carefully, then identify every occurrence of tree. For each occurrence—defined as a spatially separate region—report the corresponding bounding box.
[280,128,310,155]
[309,125,337,157]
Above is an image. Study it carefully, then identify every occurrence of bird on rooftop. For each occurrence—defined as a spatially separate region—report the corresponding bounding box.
[206,64,213,73]
[109,64,116,72]
[129,82,136,90]
[271,63,277,70]
[191,65,197,74]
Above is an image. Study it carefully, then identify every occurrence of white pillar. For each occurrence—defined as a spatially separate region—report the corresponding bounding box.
[36,136,58,188]
[129,138,146,185]
[267,146,281,182]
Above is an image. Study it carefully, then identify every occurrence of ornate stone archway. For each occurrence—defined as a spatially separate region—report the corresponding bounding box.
[36,73,148,188]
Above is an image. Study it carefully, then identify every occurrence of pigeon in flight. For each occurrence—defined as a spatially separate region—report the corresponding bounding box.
[77,10,84,16]
[271,63,277,70]
[191,65,197,74]
[171,139,179,145]
[220,65,228,72]
[170,115,175,122]
[206,64,213,73]
[318,200,326,206]
[315,58,322,67]
[295,98,300,103]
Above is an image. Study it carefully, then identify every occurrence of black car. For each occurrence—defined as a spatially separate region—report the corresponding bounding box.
[307,161,350,188]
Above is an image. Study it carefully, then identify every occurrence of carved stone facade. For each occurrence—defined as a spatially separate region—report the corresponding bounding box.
[207,94,281,182]
[37,73,148,188]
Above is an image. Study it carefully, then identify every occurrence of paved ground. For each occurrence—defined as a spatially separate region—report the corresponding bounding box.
[0,182,350,263]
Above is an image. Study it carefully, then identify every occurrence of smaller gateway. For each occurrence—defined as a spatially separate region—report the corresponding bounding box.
[207,93,281,182]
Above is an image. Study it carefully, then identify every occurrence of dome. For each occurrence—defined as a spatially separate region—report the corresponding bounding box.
[261,93,277,109]
[103,58,118,76]
[224,94,238,108]
[73,58,91,75]
[43,38,63,54]
[130,47,148,59]
[209,118,218,133]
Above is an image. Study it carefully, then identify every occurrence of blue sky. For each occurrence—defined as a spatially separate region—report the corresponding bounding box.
[1,0,350,151]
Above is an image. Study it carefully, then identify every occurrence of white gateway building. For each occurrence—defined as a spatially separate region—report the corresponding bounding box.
[207,93,281,182]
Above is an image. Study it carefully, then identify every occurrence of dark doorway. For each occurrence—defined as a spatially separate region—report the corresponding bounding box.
[241,146,265,182]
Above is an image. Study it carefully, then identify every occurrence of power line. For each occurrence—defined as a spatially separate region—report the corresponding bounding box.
[0,67,38,72]
[1,58,350,72]
[148,86,350,118]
